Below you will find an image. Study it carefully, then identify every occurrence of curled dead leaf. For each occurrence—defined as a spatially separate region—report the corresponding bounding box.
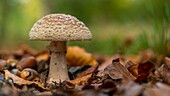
[76,64,98,78]
[67,64,98,86]
[20,68,39,81]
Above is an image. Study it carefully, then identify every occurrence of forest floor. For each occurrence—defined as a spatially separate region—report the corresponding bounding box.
[0,44,170,96]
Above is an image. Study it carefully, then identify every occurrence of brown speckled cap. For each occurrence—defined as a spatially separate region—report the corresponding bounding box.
[29,14,92,41]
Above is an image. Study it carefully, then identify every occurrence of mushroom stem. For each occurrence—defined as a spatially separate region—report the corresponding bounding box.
[47,41,69,83]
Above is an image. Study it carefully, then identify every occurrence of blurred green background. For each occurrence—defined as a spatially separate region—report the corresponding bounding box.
[0,0,170,55]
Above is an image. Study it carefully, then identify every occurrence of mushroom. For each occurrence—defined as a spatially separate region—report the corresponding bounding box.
[29,14,92,84]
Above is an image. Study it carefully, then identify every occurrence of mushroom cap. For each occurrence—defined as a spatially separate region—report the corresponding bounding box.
[29,14,92,41]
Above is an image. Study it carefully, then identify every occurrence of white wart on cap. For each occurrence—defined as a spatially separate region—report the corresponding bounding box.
[29,14,92,41]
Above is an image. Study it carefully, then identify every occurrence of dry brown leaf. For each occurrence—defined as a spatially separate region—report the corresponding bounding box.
[155,57,170,84]
[110,58,136,80]
[118,80,144,96]
[125,60,154,82]
[4,70,46,90]
[125,61,138,78]
[98,54,125,71]
[102,58,136,80]
[76,64,98,78]
[135,61,154,82]
[68,73,92,85]
[104,63,123,80]
[35,91,52,96]
[67,64,98,85]
[98,79,116,93]
[66,46,97,66]
[164,57,170,65]
[144,83,170,96]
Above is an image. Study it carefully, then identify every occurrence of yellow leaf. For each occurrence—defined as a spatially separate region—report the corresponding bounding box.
[67,46,97,66]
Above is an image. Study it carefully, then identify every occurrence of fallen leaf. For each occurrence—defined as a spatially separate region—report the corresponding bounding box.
[4,70,46,90]
[104,63,123,80]
[136,61,154,82]
[98,54,125,71]
[76,64,98,78]
[99,79,116,93]
[0,83,18,96]
[67,64,98,85]
[35,91,52,96]
[155,57,170,84]
[66,46,97,66]
[117,80,144,96]
[68,73,92,85]
[144,83,170,96]
[164,57,170,67]
[125,61,138,78]
[113,59,136,80]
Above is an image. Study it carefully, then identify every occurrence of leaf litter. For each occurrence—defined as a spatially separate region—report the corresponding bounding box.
[0,44,169,96]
